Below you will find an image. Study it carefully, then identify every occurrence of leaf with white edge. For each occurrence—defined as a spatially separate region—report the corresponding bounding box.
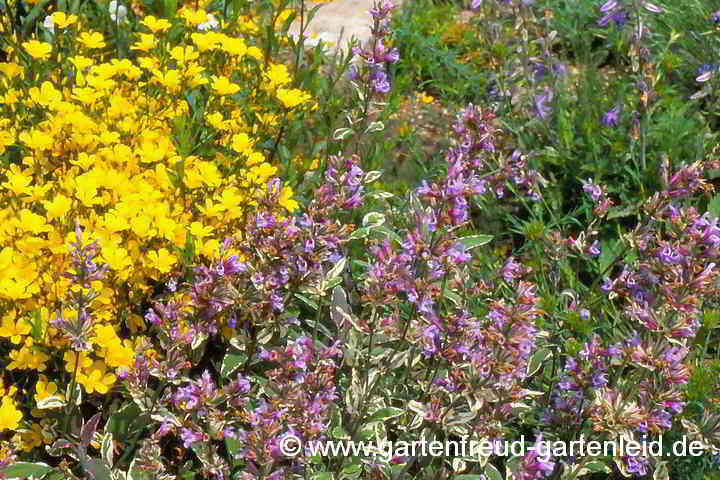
[128,458,154,480]
[81,458,113,480]
[653,461,669,480]
[331,286,351,330]
[364,170,383,184]
[443,287,462,306]
[456,476,489,480]
[295,293,318,310]
[36,395,66,409]
[458,235,493,250]
[0,462,53,479]
[366,407,404,423]
[452,459,467,473]
[369,191,393,199]
[349,227,371,240]
[375,226,403,245]
[325,257,347,282]
[221,352,247,378]
[362,212,385,228]
[225,435,244,464]
[81,412,103,447]
[364,121,385,134]
[101,432,114,468]
[709,194,720,218]
[526,348,552,376]
[584,461,610,474]
[333,127,353,140]
[311,473,333,480]
[484,463,503,480]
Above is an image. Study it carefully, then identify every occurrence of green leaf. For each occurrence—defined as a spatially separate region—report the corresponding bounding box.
[221,352,247,378]
[606,204,637,220]
[325,257,347,283]
[101,433,114,468]
[349,227,371,240]
[458,235,493,250]
[0,463,53,479]
[311,473,333,480]
[128,458,154,480]
[584,461,610,473]
[375,226,403,245]
[484,464,503,480]
[295,293,318,310]
[106,403,145,437]
[225,435,243,466]
[442,287,462,306]
[362,212,386,228]
[526,348,551,377]
[366,407,404,423]
[709,194,720,218]
[80,459,112,480]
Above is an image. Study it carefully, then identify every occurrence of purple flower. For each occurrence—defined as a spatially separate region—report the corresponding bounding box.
[371,69,391,93]
[625,456,649,476]
[582,179,604,202]
[600,0,617,12]
[602,106,620,127]
[713,10,720,23]
[179,428,206,448]
[534,88,553,120]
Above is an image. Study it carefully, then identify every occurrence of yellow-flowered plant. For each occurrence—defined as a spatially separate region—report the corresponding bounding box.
[0,0,317,448]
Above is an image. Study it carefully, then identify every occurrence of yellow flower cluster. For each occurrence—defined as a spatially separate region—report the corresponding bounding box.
[0,3,311,437]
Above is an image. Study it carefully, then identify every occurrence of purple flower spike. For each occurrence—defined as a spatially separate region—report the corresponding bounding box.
[602,106,620,127]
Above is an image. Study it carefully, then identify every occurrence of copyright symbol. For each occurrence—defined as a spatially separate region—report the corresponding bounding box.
[280,434,302,457]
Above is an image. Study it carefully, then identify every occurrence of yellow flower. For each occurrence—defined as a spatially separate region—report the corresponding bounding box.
[77,31,106,49]
[18,209,52,234]
[131,33,156,51]
[247,151,265,166]
[70,55,94,71]
[276,88,311,109]
[22,40,52,60]
[19,129,53,151]
[141,15,172,33]
[147,248,177,273]
[179,7,208,25]
[191,32,220,52]
[417,92,434,104]
[0,397,22,432]
[74,178,101,207]
[51,11,78,28]
[211,75,240,95]
[188,221,213,239]
[265,63,291,89]
[170,45,198,64]
[102,245,132,273]
[28,81,62,108]
[153,69,182,92]
[278,184,299,212]
[79,362,116,395]
[34,375,61,407]
[130,214,156,238]
[0,312,31,344]
[221,37,247,57]
[64,351,93,373]
[231,132,253,155]
[8,342,50,371]
[42,194,72,220]
[2,169,33,196]
[0,62,23,79]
